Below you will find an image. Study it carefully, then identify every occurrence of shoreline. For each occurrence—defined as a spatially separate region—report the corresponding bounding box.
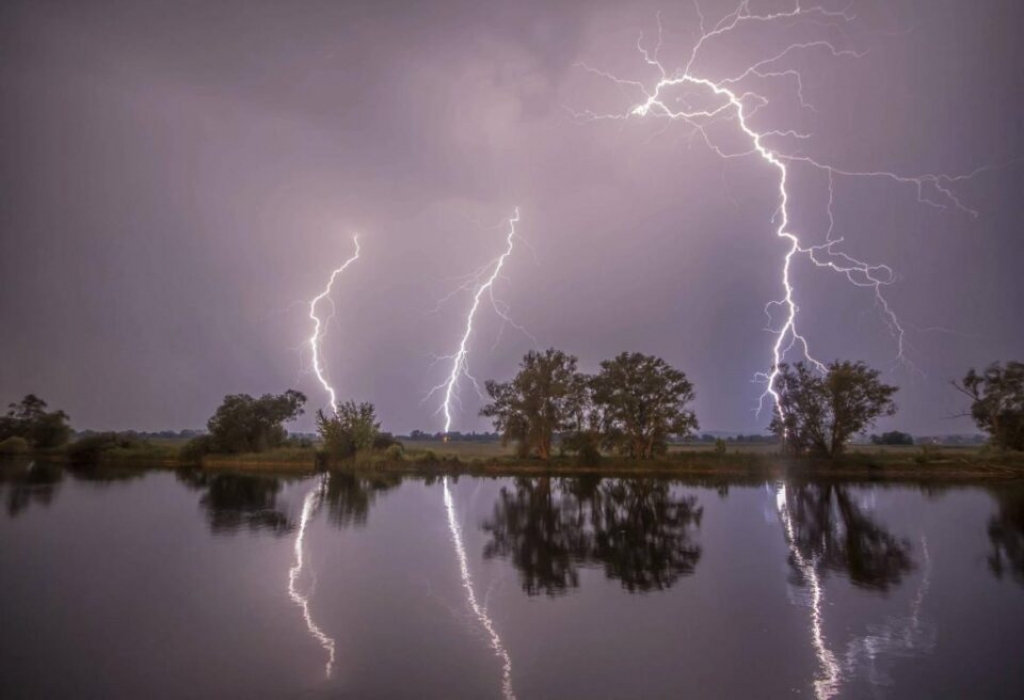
[12,448,1024,483]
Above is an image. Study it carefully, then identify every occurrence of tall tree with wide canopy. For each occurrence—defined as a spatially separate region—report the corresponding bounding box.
[590,352,698,460]
[954,361,1024,451]
[206,390,307,453]
[770,360,898,458]
[480,348,588,459]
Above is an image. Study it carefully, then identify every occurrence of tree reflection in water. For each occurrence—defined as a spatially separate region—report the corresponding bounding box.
[987,484,1024,585]
[322,472,401,529]
[776,482,931,700]
[782,481,914,591]
[0,460,64,518]
[481,477,703,595]
[175,469,293,535]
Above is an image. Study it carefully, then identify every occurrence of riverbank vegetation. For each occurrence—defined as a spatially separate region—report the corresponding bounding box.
[2,355,1022,478]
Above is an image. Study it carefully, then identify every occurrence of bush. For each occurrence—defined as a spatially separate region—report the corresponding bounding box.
[914,444,939,465]
[383,443,405,461]
[67,433,119,465]
[0,436,30,455]
[179,435,214,464]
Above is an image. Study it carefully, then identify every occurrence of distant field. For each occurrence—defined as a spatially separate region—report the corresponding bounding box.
[401,439,512,459]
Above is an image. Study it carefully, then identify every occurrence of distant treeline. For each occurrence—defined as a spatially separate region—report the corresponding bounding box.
[74,429,204,441]
[403,430,501,442]
[689,433,778,444]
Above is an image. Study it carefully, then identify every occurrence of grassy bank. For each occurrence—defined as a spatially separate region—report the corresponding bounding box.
[19,440,1024,481]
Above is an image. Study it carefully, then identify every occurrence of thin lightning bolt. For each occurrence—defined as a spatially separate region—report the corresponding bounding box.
[309,236,360,413]
[443,477,516,700]
[288,476,337,678]
[425,209,521,434]
[575,3,983,416]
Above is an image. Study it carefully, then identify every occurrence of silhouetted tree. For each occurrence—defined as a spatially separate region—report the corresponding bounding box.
[770,361,898,458]
[870,431,914,446]
[0,394,72,448]
[590,352,698,459]
[481,349,588,459]
[206,390,306,453]
[954,361,1024,451]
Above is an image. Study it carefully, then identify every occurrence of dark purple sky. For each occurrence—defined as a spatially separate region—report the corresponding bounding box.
[2,0,1022,435]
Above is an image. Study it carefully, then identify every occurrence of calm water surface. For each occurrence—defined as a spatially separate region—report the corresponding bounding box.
[1,461,1023,699]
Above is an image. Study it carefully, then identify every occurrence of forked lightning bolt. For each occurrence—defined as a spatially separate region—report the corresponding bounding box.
[426,209,521,434]
[576,2,983,416]
[308,236,360,413]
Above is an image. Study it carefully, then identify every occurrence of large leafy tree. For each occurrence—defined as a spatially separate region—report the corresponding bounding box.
[0,394,72,448]
[316,401,380,459]
[954,361,1024,451]
[480,348,588,459]
[769,360,898,458]
[590,352,698,460]
[206,390,306,453]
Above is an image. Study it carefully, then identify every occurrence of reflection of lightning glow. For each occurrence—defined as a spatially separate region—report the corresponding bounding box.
[443,477,515,700]
[308,236,360,412]
[426,209,521,434]
[776,486,936,698]
[577,4,983,415]
[776,483,841,700]
[842,536,936,688]
[288,477,337,678]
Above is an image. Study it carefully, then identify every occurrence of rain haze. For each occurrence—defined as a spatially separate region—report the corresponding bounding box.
[2,0,1022,435]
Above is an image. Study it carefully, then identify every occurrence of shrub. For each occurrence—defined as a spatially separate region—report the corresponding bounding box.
[0,436,30,455]
[179,435,214,464]
[67,433,119,465]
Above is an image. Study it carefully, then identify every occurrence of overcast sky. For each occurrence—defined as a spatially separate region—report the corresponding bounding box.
[2,0,1022,435]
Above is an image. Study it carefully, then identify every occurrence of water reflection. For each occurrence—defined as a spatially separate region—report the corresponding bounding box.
[776,482,933,700]
[323,472,401,529]
[481,477,703,595]
[175,470,293,535]
[842,538,936,689]
[288,475,336,678]
[776,483,841,700]
[443,477,516,700]
[987,485,1024,585]
[0,460,64,518]
[781,481,914,591]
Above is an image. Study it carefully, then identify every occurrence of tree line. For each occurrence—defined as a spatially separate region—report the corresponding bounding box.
[1,359,1021,462]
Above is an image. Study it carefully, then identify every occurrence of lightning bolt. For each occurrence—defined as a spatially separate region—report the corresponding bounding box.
[288,476,337,678]
[443,477,516,700]
[575,3,983,416]
[308,236,360,413]
[425,209,522,434]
